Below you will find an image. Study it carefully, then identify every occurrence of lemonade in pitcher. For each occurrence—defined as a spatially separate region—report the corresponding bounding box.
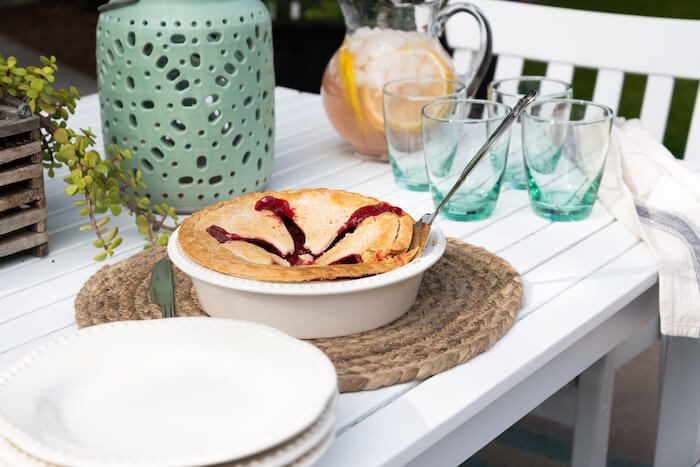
[322,28,456,157]
[321,0,492,159]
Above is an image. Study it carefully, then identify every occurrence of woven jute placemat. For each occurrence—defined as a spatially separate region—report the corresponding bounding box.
[75,238,522,392]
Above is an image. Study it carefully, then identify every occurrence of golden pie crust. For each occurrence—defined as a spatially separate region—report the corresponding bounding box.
[179,188,424,282]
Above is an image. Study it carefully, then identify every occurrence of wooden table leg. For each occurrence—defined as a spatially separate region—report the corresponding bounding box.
[654,335,700,467]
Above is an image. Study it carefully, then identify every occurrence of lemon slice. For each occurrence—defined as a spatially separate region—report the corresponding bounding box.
[338,45,366,134]
[364,47,456,133]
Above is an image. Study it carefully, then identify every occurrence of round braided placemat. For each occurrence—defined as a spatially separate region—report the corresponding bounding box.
[75,239,522,392]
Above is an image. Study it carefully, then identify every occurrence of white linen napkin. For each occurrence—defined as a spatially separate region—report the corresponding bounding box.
[598,118,700,338]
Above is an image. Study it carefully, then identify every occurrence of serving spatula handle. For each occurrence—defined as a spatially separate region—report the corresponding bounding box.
[425,89,538,225]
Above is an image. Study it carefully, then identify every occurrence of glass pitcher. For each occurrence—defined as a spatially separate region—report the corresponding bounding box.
[321,0,492,159]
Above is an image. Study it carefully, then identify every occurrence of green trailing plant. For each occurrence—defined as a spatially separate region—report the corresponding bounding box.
[0,54,178,261]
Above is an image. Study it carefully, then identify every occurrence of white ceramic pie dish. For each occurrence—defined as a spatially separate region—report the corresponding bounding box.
[168,225,447,338]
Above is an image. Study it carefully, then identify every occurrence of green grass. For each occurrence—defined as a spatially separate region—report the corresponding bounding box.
[520,1,699,158]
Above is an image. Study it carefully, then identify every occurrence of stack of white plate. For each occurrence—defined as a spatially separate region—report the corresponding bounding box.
[0,318,338,467]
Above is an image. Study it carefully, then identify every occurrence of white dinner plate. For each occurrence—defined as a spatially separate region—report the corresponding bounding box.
[0,436,51,467]
[0,318,337,467]
[232,391,337,467]
[0,392,338,467]
[288,429,334,467]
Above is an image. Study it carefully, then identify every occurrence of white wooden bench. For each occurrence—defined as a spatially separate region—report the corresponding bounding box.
[446,1,700,465]
[449,0,700,161]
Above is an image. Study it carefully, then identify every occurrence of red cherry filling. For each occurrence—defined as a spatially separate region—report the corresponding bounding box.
[206,225,286,258]
[208,197,404,266]
[327,202,404,251]
[343,203,403,231]
[255,196,311,264]
[254,196,295,220]
[329,254,363,265]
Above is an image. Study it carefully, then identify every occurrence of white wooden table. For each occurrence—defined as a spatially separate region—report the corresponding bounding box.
[0,88,665,466]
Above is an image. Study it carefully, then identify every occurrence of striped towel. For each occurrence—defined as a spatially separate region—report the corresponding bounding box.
[599,119,700,338]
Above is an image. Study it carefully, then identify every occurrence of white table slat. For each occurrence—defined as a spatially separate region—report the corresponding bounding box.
[275,96,329,132]
[498,204,614,274]
[66,94,101,130]
[335,384,416,435]
[0,227,146,302]
[274,87,302,98]
[277,139,343,169]
[276,122,338,147]
[0,324,78,370]
[347,171,403,199]
[0,296,76,352]
[2,182,156,280]
[465,205,550,253]
[300,160,392,191]
[433,191,529,239]
[517,222,638,319]
[271,153,364,189]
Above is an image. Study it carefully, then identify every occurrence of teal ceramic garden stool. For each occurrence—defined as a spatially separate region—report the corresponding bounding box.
[97,0,275,212]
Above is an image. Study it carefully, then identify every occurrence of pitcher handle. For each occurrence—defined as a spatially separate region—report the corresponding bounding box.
[433,2,493,97]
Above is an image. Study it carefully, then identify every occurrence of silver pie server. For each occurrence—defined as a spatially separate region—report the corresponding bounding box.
[409,89,539,251]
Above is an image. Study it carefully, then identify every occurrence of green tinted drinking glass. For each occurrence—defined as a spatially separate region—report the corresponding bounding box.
[383,79,467,191]
[488,76,572,189]
[522,99,614,221]
[422,99,511,221]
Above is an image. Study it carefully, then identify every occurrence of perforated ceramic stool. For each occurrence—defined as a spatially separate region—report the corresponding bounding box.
[96,0,275,212]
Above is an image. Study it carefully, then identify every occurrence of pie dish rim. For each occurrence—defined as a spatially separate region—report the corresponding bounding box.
[168,224,446,296]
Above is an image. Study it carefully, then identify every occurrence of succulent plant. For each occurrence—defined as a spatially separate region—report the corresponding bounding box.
[0,54,178,261]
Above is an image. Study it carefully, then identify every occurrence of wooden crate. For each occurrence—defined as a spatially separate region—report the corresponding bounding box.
[0,104,48,258]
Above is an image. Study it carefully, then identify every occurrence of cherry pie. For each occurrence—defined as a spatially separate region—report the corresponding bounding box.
[179,189,425,282]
